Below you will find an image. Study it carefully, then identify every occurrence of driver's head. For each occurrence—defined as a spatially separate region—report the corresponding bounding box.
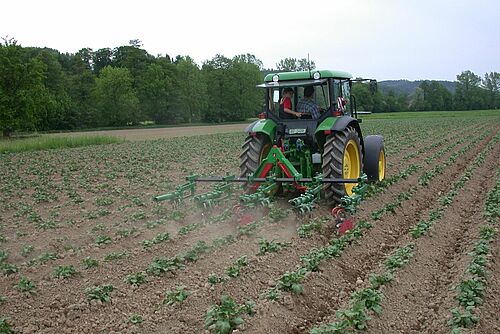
[304,86,314,98]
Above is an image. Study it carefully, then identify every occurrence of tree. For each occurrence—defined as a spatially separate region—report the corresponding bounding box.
[482,72,499,109]
[419,80,453,111]
[351,83,374,111]
[138,59,175,124]
[174,56,207,123]
[202,54,235,122]
[92,48,113,75]
[91,66,140,126]
[276,57,315,71]
[0,38,49,137]
[454,70,484,110]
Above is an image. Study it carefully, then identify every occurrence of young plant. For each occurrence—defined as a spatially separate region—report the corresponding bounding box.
[85,284,114,302]
[0,318,14,334]
[257,239,290,255]
[83,257,99,269]
[128,314,143,325]
[164,286,190,305]
[125,271,147,286]
[95,235,112,245]
[277,268,307,294]
[16,276,35,293]
[53,265,78,279]
[204,295,255,334]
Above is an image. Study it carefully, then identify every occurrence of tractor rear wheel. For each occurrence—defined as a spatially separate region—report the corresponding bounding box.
[239,135,271,178]
[322,127,363,203]
[363,135,386,182]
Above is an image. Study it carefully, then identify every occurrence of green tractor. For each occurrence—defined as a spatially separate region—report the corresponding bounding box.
[240,69,386,204]
[155,69,386,213]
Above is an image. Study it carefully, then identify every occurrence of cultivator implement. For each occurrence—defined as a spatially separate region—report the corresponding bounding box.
[154,145,366,213]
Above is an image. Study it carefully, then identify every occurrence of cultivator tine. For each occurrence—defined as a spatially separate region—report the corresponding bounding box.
[339,174,368,214]
[154,174,198,203]
[240,182,279,207]
[289,176,323,213]
[193,175,235,209]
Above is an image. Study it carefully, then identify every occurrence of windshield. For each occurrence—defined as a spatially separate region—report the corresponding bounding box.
[267,82,329,118]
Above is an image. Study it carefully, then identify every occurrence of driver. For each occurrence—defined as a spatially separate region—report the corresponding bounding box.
[297,86,320,119]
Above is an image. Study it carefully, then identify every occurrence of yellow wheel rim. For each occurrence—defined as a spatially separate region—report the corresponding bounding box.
[378,149,386,181]
[343,139,361,195]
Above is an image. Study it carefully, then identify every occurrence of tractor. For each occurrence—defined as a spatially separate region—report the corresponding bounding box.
[240,70,385,204]
[155,70,386,214]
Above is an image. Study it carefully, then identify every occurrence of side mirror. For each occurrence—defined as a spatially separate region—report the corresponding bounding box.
[273,90,280,103]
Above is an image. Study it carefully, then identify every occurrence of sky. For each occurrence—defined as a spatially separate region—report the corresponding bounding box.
[1,0,499,81]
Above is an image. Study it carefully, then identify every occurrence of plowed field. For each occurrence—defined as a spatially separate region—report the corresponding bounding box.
[1,113,499,334]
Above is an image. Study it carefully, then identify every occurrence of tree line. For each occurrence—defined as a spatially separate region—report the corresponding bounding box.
[0,38,265,137]
[0,38,498,137]
[353,70,499,113]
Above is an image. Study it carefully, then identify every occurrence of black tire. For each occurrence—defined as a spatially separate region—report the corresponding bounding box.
[363,135,386,182]
[322,126,363,203]
[239,135,271,178]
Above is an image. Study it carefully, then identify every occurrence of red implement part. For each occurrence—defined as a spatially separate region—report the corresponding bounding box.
[337,218,354,236]
[332,207,354,235]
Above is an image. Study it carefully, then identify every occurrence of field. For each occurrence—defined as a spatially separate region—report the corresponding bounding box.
[0,111,499,334]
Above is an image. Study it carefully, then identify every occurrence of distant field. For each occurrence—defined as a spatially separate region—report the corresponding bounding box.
[46,122,249,141]
[359,109,499,119]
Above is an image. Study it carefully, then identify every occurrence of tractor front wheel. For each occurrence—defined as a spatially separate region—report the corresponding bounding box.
[239,135,271,178]
[322,127,363,203]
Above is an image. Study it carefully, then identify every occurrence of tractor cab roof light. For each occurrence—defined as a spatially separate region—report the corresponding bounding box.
[272,74,279,82]
[313,72,321,80]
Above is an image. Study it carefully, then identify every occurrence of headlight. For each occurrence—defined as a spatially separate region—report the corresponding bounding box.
[272,74,279,82]
[313,72,321,80]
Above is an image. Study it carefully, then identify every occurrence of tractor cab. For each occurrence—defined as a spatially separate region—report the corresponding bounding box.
[258,70,355,121]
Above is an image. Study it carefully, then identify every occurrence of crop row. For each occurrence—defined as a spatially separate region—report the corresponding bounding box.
[309,131,498,333]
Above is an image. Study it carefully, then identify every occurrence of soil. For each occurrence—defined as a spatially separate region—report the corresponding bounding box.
[0,118,498,334]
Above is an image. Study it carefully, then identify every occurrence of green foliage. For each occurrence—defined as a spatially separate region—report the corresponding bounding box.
[225,256,248,278]
[0,318,14,334]
[141,232,170,249]
[257,238,290,255]
[83,256,99,269]
[352,288,383,314]
[16,276,35,293]
[301,248,327,272]
[0,136,123,154]
[85,284,114,302]
[449,306,479,329]
[178,223,200,235]
[95,235,112,245]
[384,243,415,271]
[297,217,328,238]
[53,265,78,279]
[208,273,223,285]
[147,256,184,276]
[204,295,254,334]
[104,251,127,262]
[92,66,140,126]
[128,314,143,325]
[20,244,34,257]
[125,271,147,286]
[277,268,307,294]
[164,286,190,305]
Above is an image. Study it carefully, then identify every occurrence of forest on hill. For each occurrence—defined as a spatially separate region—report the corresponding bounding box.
[1,38,498,136]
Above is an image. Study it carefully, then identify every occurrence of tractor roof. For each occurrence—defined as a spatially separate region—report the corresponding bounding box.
[263,70,353,82]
